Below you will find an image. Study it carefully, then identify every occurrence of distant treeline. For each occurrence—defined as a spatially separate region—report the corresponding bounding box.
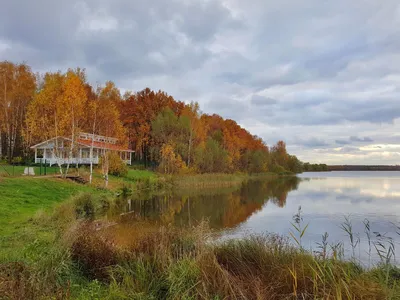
[302,162,329,172]
[328,165,400,171]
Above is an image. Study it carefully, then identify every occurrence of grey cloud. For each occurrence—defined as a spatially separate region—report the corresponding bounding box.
[350,136,374,142]
[335,139,351,145]
[295,138,329,148]
[0,0,238,81]
[205,97,249,120]
[335,146,363,154]
[250,95,277,106]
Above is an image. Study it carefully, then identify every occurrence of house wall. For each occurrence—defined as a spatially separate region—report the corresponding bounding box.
[34,145,132,166]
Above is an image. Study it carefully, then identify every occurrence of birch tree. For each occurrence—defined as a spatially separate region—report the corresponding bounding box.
[25,72,65,174]
[25,70,88,176]
[0,61,35,162]
[59,70,87,176]
[93,83,125,187]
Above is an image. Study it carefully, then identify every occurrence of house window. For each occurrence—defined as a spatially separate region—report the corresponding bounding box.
[82,150,90,159]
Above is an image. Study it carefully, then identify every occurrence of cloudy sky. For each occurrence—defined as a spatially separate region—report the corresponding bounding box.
[1,0,400,164]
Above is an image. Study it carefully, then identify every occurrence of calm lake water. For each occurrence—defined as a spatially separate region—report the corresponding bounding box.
[112,171,400,265]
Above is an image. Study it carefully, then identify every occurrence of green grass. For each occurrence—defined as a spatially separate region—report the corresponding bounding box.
[127,168,157,180]
[0,168,159,256]
[0,177,93,233]
[0,177,106,259]
[0,164,60,176]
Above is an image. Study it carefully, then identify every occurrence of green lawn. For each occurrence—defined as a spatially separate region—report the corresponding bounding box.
[127,168,157,180]
[0,168,157,251]
[0,177,102,257]
[0,164,60,176]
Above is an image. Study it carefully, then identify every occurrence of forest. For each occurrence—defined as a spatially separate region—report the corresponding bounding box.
[0,61,318,174]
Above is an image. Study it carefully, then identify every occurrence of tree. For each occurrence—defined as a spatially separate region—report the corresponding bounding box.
[270,140,289,171]
[91,83,126,186]
[158,143,186,174]
[194,138,229,173]
[248,150,269,173]
[60,69,88,175]
[150,107,190,164]
[25,72,65,174]
[0,61,36,161]
[119,88,184,163]
[25,69,88,176]
[287,155,303,173]
[181,102,202,168]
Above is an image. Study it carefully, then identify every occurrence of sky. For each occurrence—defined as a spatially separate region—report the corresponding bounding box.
[1,0,400,165]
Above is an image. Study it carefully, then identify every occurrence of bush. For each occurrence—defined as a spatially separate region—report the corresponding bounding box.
[269,164,287,174]
[70,224,119,281]
[73,194,95,219]
[100,152,128,177]
[11,156,23,165]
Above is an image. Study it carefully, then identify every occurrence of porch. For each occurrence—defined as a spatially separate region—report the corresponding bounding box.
[34,148,132,166]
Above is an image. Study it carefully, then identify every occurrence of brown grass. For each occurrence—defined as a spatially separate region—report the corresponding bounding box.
[66,222,395,299]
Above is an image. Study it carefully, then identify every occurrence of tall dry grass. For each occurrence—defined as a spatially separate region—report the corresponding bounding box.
[65,220,398,299]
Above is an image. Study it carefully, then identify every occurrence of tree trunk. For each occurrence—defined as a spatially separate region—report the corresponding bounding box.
[54,113,63,176]
[188,127,193,168]
[65,109,75,177]
[89,106,97,184]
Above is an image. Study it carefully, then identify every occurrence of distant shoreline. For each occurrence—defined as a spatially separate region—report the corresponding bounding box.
[327,165,400,171]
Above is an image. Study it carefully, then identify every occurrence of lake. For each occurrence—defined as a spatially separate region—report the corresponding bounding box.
[112,171,400,266]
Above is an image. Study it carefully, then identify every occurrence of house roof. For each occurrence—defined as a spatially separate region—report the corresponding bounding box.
[31,136,134,152]
[76,139,134,152]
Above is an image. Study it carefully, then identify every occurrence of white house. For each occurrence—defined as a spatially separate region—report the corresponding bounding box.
[30,132,134,166]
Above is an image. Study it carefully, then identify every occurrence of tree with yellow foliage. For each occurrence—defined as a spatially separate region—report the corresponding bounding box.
[25,69,88,175]
[158,143,186,174]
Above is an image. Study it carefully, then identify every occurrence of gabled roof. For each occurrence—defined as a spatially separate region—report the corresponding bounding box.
[30,136,69,149]
[31,136,134,152]
[76,139,133,152]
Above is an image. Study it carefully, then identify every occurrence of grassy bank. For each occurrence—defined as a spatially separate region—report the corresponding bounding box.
[1,193,399,299]
[0,177,109,260]
[172,172,279,189]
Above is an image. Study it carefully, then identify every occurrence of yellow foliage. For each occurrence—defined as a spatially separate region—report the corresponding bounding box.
[158,144,187,174]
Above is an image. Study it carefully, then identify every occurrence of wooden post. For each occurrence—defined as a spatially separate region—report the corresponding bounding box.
[34,148,37,164]
[129,152,132,165]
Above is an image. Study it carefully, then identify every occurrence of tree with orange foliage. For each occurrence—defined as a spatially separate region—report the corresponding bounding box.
[119,88,185,164]
[0,61,36,161]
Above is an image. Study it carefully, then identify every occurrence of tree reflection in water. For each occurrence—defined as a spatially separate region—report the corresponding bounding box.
[109,176,300,230]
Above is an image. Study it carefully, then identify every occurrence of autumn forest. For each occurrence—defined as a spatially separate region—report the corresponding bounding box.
[0,61,311,174]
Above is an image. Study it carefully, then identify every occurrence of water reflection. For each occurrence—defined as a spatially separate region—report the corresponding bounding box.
[227,171,400,265]
[109,176,300,229]
[107,171,400,265]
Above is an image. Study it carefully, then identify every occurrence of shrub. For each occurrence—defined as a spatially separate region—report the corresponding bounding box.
[269,164,287,174]
[73,193,95,219]
[99,152,128,177]
[11,156,23,165]
[70,224,119,281]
